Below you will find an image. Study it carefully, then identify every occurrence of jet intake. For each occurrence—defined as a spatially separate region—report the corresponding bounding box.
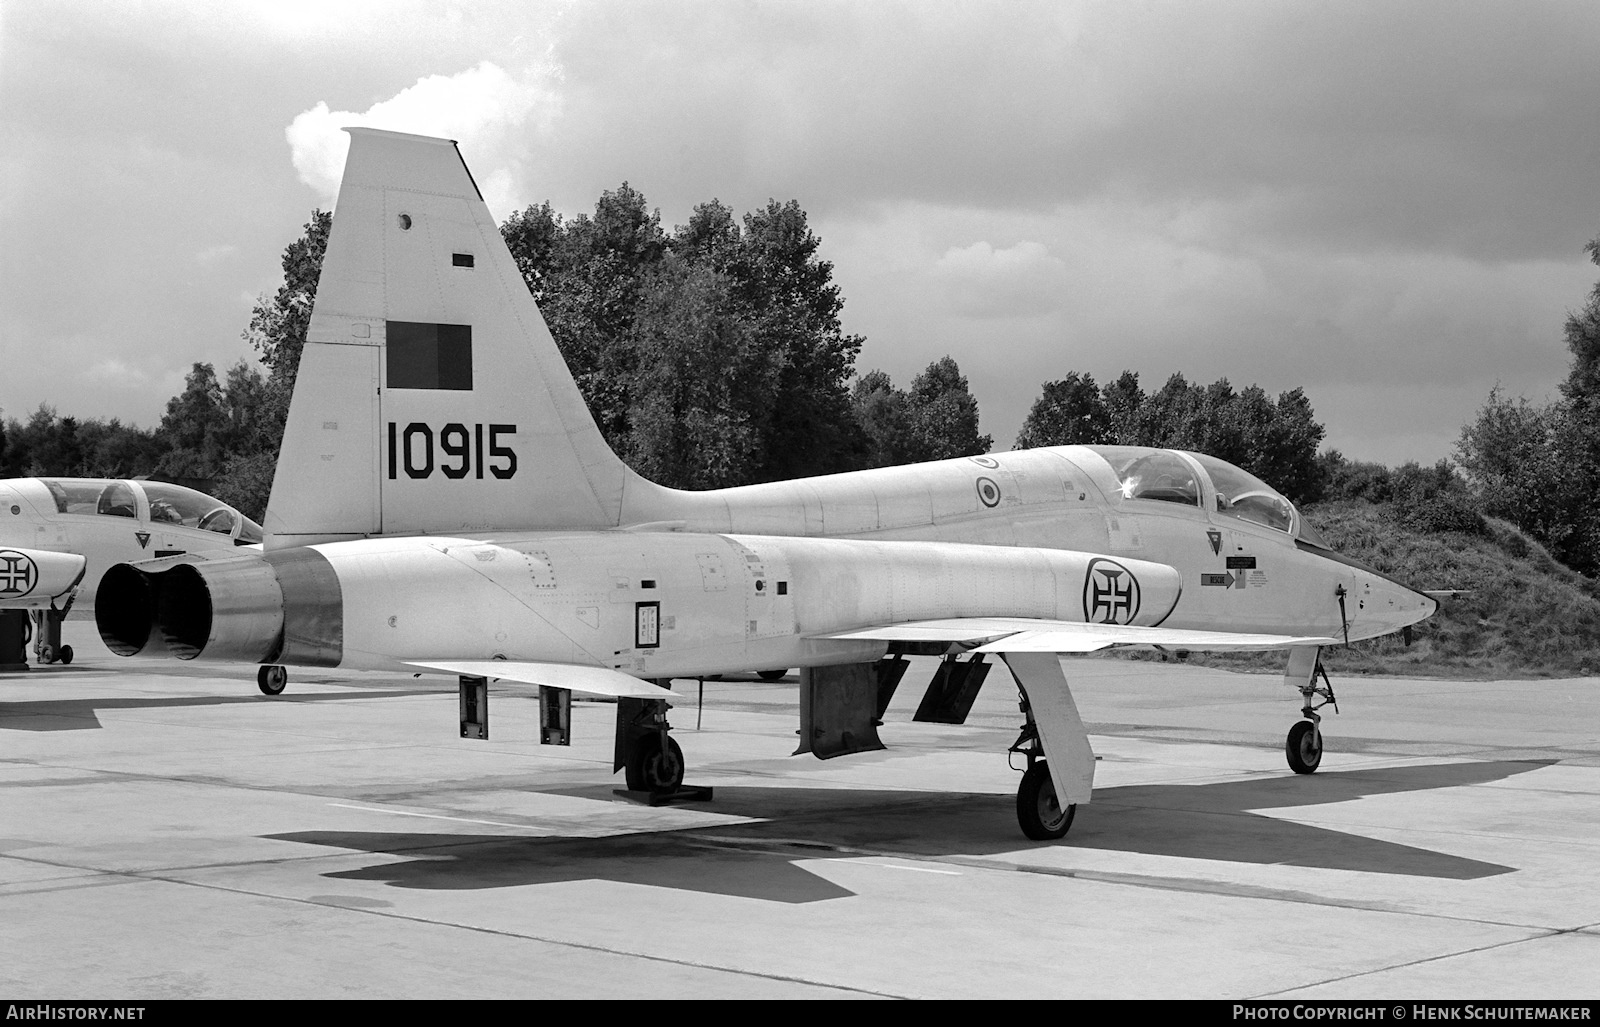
[96,549,342,665]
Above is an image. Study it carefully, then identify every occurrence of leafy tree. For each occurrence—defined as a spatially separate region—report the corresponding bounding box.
[247,210,331,392]
[1015,369,1326,502]
[502,188,870,484]
[1014,372,1112,448]
[154,363,229,480]
[0,405,163,479]
[1389,460,1485,535]
[624,255,777,488]
[1457,233,1600,576]
[1560,236,1600,417]
[851,370,915,468]
[850,358,991,466]
[726,199,867,480]
[903,357,992,461]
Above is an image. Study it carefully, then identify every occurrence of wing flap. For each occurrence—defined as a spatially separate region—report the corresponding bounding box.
[403,660,675,698]
[813,618,1337,653]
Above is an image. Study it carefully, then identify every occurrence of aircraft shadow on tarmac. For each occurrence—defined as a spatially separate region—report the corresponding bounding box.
[0,691,436,731]
[267,759,1545,903]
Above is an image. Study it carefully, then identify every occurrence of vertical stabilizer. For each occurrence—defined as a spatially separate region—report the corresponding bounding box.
[265,128,635,548]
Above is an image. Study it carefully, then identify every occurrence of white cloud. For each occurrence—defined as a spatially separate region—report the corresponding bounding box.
[934,240,1067,318]
[83,358,152,390]
[194,244,238,265]
[285,60,562,213]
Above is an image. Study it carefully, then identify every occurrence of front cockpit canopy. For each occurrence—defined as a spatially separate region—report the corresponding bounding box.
[1083,446,1329,548]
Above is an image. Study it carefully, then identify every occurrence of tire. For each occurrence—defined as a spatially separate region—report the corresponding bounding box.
[625,734,684,794]
[59,645,73,665]
[1286,720,1322,774]
[757,669,787,681]
[257,665,288,696]
[38,645,55,665]
[1016,761,1076,840]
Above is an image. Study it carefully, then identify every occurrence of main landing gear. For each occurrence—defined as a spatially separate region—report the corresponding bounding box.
[1285,650,1337,775]
[614,695,706,803]
[32,603,74,665]
[1009,690,1076,840]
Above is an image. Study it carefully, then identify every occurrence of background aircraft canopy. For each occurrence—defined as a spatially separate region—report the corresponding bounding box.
[39,479,263,545]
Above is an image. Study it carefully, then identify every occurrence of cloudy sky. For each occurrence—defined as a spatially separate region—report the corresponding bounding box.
[3,0,1597,466]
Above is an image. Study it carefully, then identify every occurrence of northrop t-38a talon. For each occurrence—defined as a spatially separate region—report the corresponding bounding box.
[95,128,1437,839]
[0,478,261,668]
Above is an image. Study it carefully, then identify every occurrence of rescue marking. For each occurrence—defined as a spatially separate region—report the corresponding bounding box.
[0,550,37,596]
[134,531,150,550]
[1083,557,1140,624]
[386,421,517,480]
[1206,529,1222,555]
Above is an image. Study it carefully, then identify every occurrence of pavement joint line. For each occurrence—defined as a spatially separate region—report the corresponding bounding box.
[93,866,909,999]
[327,801,548,830]
[679,834,1576,930]
[1253,927,1574,998]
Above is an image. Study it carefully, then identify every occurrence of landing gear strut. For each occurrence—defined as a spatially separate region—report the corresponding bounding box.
[1285,650,1337,775]
[31,601,73,665]
[1008,689,1076,840]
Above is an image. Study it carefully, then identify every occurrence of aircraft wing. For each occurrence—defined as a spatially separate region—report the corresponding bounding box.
[403,660,677,699]
[814,618,1340,653]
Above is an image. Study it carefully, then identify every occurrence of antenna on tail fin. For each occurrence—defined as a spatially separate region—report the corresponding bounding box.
[265,128,647,548]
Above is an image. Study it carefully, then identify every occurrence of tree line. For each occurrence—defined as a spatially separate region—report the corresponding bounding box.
[3,191,1597,580]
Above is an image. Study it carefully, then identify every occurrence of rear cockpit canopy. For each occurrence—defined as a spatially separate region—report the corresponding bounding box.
[1078,447,1329,549]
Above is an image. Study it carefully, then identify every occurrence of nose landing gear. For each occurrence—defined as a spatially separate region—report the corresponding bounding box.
[1283,646,1337,775]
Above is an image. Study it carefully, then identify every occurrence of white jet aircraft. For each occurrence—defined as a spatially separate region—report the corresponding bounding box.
[0,477,261,667]
[95,129,1437,839]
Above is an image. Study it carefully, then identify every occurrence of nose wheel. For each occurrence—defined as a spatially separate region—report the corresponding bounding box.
[257,665,288,695]
[1286,719,1322,774]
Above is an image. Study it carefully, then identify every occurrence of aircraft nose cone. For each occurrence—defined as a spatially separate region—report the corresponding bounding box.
[1357,574,1438,638]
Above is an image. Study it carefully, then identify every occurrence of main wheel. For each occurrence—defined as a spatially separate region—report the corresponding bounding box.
[757,669,787,681]
[625,733,684,794]
[1016,761,1076,840]
[257,665,288,696]
[38,644,55,664]
[1286,719,1322,774]
[58,645,73,665]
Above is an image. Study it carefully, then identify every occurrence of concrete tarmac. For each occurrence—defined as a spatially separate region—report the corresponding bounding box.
[3,622,1598,999]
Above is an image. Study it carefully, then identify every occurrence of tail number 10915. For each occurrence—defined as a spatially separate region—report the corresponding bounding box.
[387,422,518,480]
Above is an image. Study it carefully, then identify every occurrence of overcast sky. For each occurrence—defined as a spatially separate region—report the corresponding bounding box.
[4,0,1597,467]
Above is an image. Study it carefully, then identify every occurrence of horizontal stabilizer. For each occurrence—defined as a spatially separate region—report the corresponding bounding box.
[404,660,675,699]
[815,618,1339,653]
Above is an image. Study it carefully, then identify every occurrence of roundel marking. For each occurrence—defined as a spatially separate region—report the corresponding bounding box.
[969,455,1000,469]
[976,476,1001,507]
[1083,557,1141,625]
[0,549,39,597]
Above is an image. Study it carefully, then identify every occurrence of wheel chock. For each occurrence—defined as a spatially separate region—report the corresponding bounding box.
[611,784,715,806]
